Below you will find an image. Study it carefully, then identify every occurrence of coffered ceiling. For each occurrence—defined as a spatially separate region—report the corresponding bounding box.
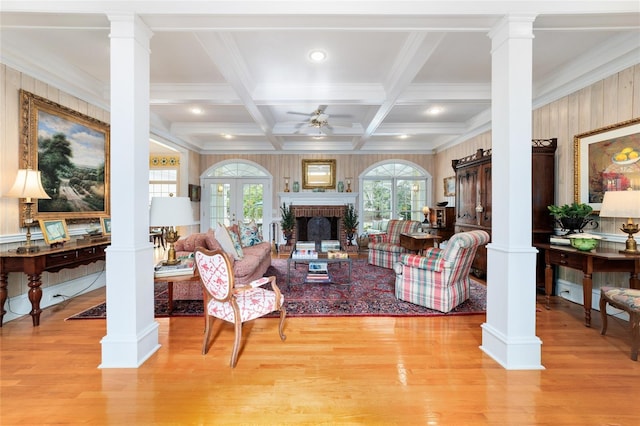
[1,2,639,154]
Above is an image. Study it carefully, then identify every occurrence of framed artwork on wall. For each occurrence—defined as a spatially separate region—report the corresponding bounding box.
[189,184,201,202]
[38,219,70,245]
[302,159,336,190]
[444,176,456,197]
[574,117,640,211]
[18,89,110,224]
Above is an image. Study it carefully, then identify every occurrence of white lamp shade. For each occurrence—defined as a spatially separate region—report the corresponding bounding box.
[149,196,194,227]
[599,190,640,218]
[6,169,51,201]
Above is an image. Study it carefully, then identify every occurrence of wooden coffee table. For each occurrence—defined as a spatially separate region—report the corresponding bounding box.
[154,272,200,314]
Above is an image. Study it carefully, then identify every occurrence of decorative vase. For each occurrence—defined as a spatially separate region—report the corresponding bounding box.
[337,181,345,192]
[293,181,300,192]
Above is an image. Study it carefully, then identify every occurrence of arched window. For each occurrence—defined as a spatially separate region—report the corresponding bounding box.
[360,161,432,233]
[201,161,272,235]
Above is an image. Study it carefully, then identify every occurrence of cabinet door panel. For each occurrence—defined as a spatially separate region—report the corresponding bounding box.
[455,167,479,225]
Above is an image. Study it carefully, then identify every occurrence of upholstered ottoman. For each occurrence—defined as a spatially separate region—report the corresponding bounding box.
[599,286,640,361]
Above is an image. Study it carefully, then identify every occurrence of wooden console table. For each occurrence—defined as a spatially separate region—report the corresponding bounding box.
[0,241,108,327]
[535,243,640,327]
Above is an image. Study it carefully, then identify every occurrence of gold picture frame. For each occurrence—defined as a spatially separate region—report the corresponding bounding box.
[100,217,112,236]
[18,90,110,224]
[444,176,456,197]
[38,219,70,245]
[302,159,336,190]
[574,117,640,211]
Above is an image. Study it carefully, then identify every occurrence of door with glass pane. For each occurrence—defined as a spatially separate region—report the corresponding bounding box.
[202,178,268,237]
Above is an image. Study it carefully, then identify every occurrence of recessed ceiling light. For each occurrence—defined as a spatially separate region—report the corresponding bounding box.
[426,106,443,115]
[308,49,327,63]
[221,133,233,139]
[190,107,203,115]
[399,134,409,139]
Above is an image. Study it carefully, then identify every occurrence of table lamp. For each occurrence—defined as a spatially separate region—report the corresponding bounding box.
[5,168,51,253]
[149,195,194,265]
[422,206,430,224]
[599,190,640,254]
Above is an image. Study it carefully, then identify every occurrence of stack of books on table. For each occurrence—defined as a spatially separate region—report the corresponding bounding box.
[292,249,318,259]
[154,258,195,277]
[327,250,349,259]
[550,236,571,246]
[307,261,329,281]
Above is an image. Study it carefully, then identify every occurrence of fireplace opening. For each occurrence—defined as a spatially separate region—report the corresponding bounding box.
[296,216,338,244]
[288,204,349,250]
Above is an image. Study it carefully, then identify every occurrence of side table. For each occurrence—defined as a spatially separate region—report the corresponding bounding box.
[154,272,201,315]
[399,233,442,254]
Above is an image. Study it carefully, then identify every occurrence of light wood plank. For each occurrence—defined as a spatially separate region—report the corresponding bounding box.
[1,284,639,425]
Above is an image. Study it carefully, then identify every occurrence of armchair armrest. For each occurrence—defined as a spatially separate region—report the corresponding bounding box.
[400,249,448,272]
[369,233,389,244]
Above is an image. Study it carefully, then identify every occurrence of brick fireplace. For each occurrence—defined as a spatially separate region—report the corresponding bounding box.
[278,192,358,252]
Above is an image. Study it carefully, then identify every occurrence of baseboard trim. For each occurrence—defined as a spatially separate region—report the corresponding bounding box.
[2,271,106,324]
[556,279,629,321]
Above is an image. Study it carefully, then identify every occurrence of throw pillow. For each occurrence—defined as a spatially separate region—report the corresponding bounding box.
[239,220,262,247]
[215,223,243,260]
[227,227,244,259]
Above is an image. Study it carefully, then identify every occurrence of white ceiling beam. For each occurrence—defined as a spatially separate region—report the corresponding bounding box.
[357,31,446,147]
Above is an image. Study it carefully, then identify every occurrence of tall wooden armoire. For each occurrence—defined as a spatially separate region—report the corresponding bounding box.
[452,139,557,285]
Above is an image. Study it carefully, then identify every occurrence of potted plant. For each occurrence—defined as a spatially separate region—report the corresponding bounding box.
[548,202,596,235]
[343,204,359,245]
[280,203,295,244]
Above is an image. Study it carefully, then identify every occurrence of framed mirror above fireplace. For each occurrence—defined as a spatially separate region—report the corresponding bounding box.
[302,159,336,190]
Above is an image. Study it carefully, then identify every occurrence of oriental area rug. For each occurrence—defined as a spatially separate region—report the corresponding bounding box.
[67,259,486,320]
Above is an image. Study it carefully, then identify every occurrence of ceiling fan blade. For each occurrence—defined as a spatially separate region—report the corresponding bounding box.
[317,105,328,114]
[287,111,313,116]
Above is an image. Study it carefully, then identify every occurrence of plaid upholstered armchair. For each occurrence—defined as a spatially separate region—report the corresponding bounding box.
[393,230,490,312]
[367,219,422,269]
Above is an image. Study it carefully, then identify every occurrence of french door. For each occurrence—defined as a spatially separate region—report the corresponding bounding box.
[201,178,270,236]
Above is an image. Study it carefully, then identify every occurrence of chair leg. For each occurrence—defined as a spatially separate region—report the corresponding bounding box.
[202,315,214,355]
[278,308,287,341]
[230,320,242,368]
[600,295,609,336]
[630,312,639,362]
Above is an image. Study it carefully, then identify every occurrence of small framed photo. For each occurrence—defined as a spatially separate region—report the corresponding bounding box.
[189,184,201,202]
[101,217,112,236]
[444,176,456,197]
[38,219,70,245]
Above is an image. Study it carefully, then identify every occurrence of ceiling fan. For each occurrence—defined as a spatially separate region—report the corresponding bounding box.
[287,105,351,135]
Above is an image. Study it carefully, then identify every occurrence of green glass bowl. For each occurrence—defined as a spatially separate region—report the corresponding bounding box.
[569,237,599,251]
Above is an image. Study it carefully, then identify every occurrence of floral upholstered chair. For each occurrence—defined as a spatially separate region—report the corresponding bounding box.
[393,230,490,313]
[600,286,640,361]
[194,248,286,367]
[367,219,422,269]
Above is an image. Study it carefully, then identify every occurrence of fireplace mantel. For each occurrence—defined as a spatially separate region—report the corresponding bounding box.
[278,192,358,206]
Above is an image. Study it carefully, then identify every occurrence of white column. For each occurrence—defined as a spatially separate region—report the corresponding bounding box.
[100,14,159,368]
[480,16,544,370]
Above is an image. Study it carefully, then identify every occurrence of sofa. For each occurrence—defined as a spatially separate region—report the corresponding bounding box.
[367,219,422,269]
[171,227,272,300]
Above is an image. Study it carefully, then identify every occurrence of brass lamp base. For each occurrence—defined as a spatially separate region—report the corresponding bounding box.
[619,223,639,254]
[162,227,181,265]
[16,245,40,254]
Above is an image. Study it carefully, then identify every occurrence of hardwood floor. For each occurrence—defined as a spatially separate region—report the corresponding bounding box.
[1,285,639,425]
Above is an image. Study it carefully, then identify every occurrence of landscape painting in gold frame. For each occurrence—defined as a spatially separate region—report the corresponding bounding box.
[18,90,110,224]
[574,117,640,211]
[302,159,336,190]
